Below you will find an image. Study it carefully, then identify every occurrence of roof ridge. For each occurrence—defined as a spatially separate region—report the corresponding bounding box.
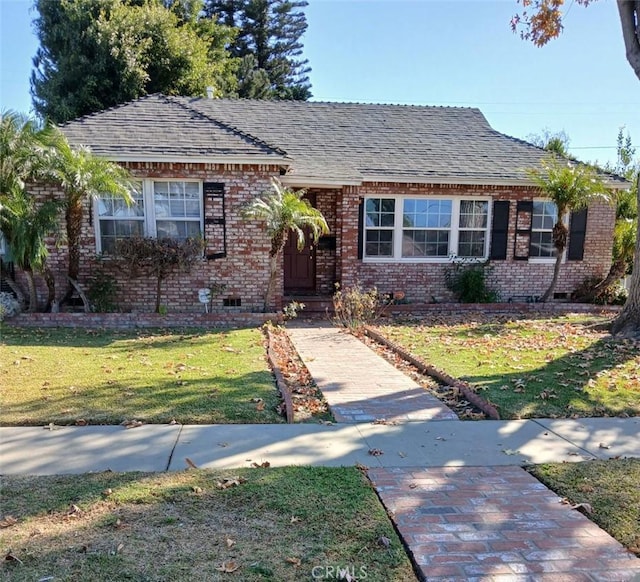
[58,93,164,128]
[168,96,290,158]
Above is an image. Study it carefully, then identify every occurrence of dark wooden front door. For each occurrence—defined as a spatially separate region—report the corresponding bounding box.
[284,229,316,293]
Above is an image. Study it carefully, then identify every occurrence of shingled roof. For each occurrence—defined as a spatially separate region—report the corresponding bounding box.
[61,94,623,187]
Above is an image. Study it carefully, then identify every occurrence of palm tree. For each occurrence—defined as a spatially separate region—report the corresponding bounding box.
[48,132,133,295]
[241,178,329,311]
[0,187,60,312]
[528,160,611,302]
[0,109,55,199]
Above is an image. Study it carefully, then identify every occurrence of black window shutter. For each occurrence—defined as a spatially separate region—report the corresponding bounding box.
[567,207,588,261]
[514,200,533,260]
[489,201,510,260]
[357,198,364,260]
[203,182,227,260]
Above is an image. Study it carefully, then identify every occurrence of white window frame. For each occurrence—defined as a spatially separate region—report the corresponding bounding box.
[94,179,204,254]
[528,199,567,263]
[363,195,492,263]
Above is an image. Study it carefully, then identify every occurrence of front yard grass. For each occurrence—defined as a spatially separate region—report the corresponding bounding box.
[0,327,284,425]
[373,313,640,419]
[0,467,416,581]
[529,459,640,557]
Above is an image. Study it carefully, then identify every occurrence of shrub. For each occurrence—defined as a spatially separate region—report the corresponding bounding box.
[572,277,628,305]
[445,261,499,303]
[0,292,22,321]
[333,283,387,329]
[87,269,120,312]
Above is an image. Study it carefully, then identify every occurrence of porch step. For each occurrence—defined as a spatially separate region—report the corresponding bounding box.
[285,295,334,316]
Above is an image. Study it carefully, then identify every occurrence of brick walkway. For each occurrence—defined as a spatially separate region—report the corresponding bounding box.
[286,323,458,422]
[369,466,640,581]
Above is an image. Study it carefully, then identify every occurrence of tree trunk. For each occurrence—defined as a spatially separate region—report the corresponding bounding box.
[155,275,163,314]
[617,0,640,81]
[264,253,279,312]
[611,180,640,336]
[43,266,56,312]
[65,200,83,297]
[577,259,628,303]
[25,268,38,313]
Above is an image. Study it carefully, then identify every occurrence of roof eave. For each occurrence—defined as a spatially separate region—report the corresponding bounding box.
[361,174,631,190]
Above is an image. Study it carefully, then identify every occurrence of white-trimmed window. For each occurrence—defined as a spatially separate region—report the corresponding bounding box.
[95,180,204,254]
[529,200,557,258]
[364,196,490,261]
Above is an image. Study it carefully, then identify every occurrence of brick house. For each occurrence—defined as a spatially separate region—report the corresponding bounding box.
[12,94,627,312]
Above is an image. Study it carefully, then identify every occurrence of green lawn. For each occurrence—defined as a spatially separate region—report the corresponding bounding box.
[373,314,640,419]
[0,467,416,581]
[530,459,640,557]
[0,327,284,425]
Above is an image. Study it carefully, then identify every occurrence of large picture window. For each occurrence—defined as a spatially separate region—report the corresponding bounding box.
[363,196,490,261]
[530,200,557,258]
[95,180,203,254]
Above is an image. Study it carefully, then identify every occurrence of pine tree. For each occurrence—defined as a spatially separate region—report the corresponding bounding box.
[205,0,312,100]
[31,0,237,123]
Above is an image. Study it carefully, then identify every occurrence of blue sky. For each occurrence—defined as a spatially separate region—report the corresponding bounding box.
[1,0,638,166]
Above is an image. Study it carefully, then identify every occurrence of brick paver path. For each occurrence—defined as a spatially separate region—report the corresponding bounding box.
[369,466,640,581]
[286,323,458,422]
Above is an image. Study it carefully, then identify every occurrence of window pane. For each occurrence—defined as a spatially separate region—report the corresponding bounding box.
[402,230,449,257]
[365,230,393,257]
[170,200,186,217]
[459,200,488,229]
[156,220,201,240]
[532,201,558,230]
[403,199,452,230]
[185,201,200,217]
[458,230,486,257]
[530,232,555,257]
[184,183,200,198]
[366,198,395,228]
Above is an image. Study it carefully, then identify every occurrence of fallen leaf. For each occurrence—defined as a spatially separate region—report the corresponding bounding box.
[115,543,124,554]
[225,538,235,548]
[4,552,23,564]
[218,442,229,447]
[68,504,82,516]
[398,451,407,458]
[251,461,270,468]
[191,486,203,494]
[598,443,611,449]
[502,449,520,456]
[290,516,301,524]
[378,535,391,548]
[285,557,301,567]
[318,420,334,426]
[571,502,593,514]
[216,477,247,490]
[75,419,88,426]
[121,419,143,429]
[409,483,418,489]
[0,516,18,528]
[368,448,384,456]
[43,422,60,431]
[355,463,368,471]
[102,488,113,497]
[185,457,198,469]
[216,560,240,573]
[256,401,265,411]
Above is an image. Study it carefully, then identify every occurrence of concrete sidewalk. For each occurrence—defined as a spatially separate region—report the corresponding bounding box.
[2,417,638,475]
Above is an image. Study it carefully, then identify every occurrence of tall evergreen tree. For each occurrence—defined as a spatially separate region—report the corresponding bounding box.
[31,0,237,123]
[205,0,312,100]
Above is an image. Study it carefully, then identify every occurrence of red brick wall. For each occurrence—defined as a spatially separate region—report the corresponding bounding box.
[338,182,615,303]
[16,173,615,312]
[24,163,282,313]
